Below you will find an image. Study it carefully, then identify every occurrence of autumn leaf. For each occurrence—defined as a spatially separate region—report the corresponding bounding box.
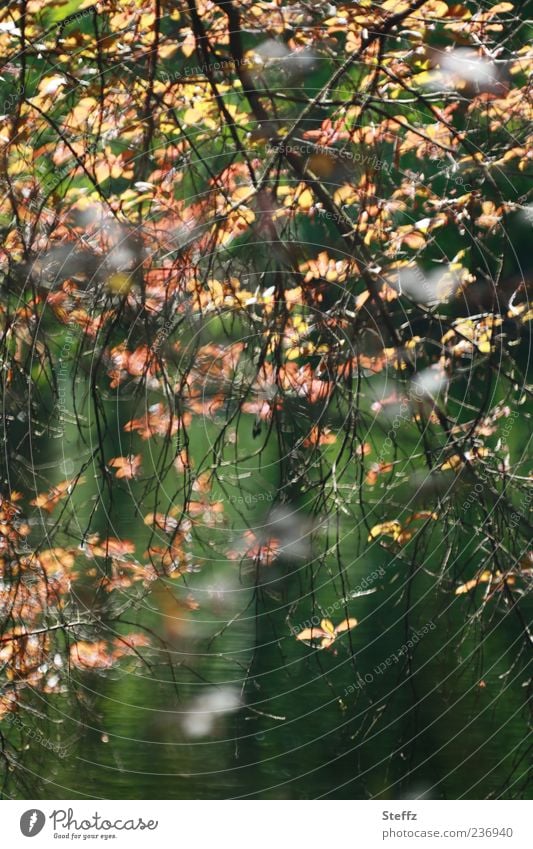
[296,617,358,649]
[455,570,516,595]
[30,479,83,512]
[108,455,142,480]
[84,537,136,560]
[368,521,403,542]
[366,462,394,485]
[70,641,115,670]
[368,513,438,543]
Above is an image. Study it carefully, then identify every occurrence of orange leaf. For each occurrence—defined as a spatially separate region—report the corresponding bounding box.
[108,455,142,479]
[70,641,114,669]
[30,478,84,512]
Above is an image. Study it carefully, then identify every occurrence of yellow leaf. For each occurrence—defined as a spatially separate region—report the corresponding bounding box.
[440,454,463,471]
[286,347,301,361]
[297,189,314,210]
[107,273,132,295]
[183,103,214,125]
[232,186,255,203]
[455,570,515,595]
[412,71,435,86]
[368,521,402,541]
[334,184,358,205]
[382,0,410,11]
[335,618,358,634]
[487,2,514,13]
